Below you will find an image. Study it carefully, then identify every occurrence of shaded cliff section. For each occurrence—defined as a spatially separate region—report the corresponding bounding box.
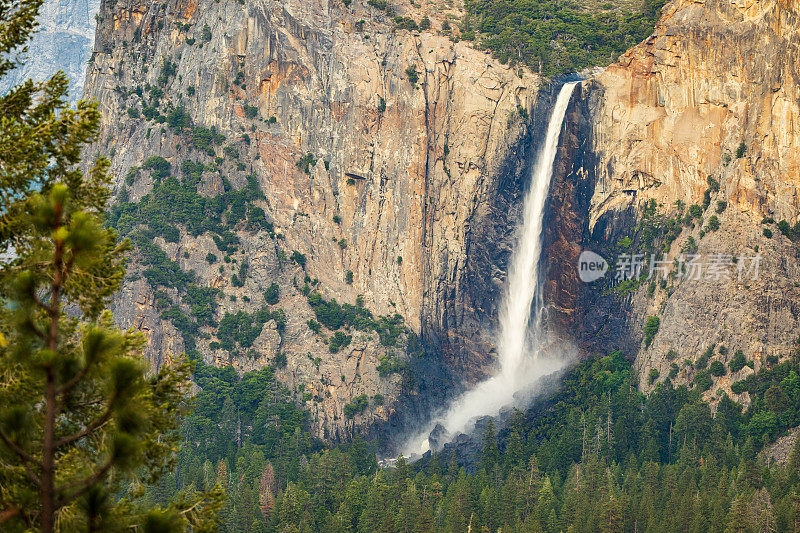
[426,79,571,374]
[540,83,640,357]
[385,83,573,444]
[84,0,542,439]
[543,0,800,406]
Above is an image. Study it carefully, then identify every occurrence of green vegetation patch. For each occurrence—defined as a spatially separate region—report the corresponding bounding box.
[109,162,266,245]
[217,307,286,353]
[108,158,273,347]
[306,292,406,346]
[343,394,369,418]
[464,0,667,76]
[643,315,660,347]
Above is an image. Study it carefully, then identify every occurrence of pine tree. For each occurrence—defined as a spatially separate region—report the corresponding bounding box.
[358,482,383,533]
[600,494,624,533]
[536,476,557,531]
[726,496,754,533]
[751,488,776,533]
[480,420,499,471]
[216,458,229,489]
[790,490,800,533]
[259,463,276,517]
[202,459,215,491]
[525,455,542,514]
[443,470,470,532]
[0,0,92,247]
[740,437,762,489]
[0,1,221,530]
[505,408,527,469]
[395,454,412,483]
[395,479,421,533]
[479,484,499,531]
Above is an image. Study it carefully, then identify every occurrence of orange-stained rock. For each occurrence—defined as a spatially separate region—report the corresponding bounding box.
[84,0,542,439]
[574,0,800,401]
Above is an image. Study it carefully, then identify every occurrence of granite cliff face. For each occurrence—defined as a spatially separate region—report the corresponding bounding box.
[0,0,100,102]
[546,0,800,405]
[75,0,800,441]
[83,0,542,438]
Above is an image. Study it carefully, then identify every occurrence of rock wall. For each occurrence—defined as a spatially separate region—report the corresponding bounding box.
[83,0,542,438]
[556,0,800,404]
[1,0,100,103]
[80,0,800,441]
[541,85,596,341]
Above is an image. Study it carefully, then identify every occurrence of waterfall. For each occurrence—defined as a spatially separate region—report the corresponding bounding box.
[402,82,578,457]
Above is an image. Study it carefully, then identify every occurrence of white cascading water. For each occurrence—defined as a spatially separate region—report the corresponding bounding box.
[402,82,578,457]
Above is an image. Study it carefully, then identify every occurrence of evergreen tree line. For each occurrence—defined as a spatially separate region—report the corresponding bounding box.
[148,347,800,532]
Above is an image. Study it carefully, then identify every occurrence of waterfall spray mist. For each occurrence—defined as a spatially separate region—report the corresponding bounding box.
[402,83,579,457]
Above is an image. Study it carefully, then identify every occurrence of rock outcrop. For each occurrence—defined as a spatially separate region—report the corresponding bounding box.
[551,0,800,403]
[1,0,100,103]
[83,0,542,438]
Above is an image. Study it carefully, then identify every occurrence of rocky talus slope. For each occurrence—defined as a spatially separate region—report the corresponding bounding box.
[83,0,542,438]
[546,0,800,406]
[1,0,100,103]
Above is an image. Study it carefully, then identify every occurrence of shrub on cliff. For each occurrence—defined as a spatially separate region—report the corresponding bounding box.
[694,371,713,392]
[344,395,369,418]
[307,293,346,330]
[217,307,279,351]
[393,16,418,31]
[643,316,660,347]
[143,155,171,179]
[419,15,431,30]
[710,360,727,377]
[405,65,419,85]
[329,331,353,353]
[223,145,239,159]
[696,345,715,370]
[377,356,407,377]
[291,251,307,268]
[157,58,177,87]
[191,125,225,151]
[243,103,258,119]
[367,0,387,10]
[265,283,280,305]
[729,350,749,373]
[296,152,316,174]
[167,105,192,132]
[778,220,800,242]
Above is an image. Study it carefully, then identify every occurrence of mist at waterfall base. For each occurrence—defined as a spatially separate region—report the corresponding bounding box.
[401,83,579,458]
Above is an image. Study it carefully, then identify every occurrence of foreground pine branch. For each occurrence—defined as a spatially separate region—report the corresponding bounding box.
[0,1,222,531]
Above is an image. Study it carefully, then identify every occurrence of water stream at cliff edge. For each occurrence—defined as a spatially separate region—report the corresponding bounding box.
[402,82,579,457]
